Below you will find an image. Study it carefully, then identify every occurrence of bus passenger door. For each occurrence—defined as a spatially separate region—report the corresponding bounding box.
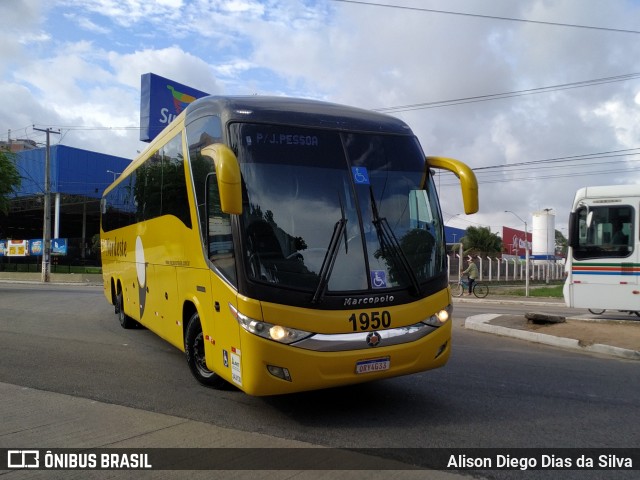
[202,154,244,388]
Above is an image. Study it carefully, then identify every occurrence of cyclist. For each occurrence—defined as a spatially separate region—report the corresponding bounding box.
[460,256,478,296]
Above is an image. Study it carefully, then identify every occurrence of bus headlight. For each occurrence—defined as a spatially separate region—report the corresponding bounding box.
[229,304,313,344]
[422,305,452,327]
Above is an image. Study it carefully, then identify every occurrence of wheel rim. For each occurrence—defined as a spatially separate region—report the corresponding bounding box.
[193,331,214,378]
[118,295,126,325]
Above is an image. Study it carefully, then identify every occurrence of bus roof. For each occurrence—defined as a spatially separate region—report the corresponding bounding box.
[104,96,416,196]
[185,95,414,135]
[574,185,640,205]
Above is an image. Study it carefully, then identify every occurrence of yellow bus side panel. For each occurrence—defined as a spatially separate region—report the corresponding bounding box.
[102,214,203,350]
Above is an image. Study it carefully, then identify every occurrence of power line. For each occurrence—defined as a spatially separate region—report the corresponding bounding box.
[1,125,141,141]
[374,73,640,113]
[11,71,639,136]
[433,147,640,187]
[478,165,640,184]
[330,0,640,35]
[47,126,140,131]
[436,162,640,187]
[473,148,640,171]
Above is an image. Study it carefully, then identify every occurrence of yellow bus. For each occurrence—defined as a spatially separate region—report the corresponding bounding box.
[100,96,478,395]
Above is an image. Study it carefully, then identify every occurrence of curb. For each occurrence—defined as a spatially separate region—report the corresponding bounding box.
[453,297,564,307]
[465,314,640,361]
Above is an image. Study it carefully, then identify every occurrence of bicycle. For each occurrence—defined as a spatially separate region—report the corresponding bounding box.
[450,277,489,298]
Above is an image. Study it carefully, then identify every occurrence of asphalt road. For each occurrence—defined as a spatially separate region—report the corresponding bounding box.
[0,282,638,479]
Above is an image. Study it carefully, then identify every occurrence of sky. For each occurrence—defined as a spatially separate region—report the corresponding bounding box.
[2,0,640,237]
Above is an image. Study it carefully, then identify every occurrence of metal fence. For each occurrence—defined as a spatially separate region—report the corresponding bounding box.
[448,254,564,282]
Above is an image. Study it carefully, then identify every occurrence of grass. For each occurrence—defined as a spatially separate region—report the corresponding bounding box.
[498,284,564,298]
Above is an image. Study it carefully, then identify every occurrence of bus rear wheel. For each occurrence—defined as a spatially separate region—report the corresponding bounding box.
[185,312,228,389]
[116,291,137,329]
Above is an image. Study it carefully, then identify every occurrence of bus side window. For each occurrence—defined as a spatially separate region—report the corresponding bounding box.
[611,219,629,245]
[186,115,223,245]
[206,173,236,286]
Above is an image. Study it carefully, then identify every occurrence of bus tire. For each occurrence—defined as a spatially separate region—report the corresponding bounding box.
[116,291,137,329]
[185,312,228,389]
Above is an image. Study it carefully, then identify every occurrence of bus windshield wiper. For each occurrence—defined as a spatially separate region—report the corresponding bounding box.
[369,187,421,296]
[312,217,347,304]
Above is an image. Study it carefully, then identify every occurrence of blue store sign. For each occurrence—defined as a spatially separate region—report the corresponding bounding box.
[140,73,210,142]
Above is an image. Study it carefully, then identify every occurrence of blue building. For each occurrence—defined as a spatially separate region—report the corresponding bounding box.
[2,145,130,264]
[444,226,466,245]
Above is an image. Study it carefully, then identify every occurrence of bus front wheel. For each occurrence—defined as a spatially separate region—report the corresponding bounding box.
[185,312,228,389]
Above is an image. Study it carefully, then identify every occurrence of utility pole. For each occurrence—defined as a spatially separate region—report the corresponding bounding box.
[33,126,60,282]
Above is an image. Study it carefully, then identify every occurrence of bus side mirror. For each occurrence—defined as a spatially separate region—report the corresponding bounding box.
[426,156,479,214]
[567,211,578,248]
[567,209,592,249]
[201,144,242,215]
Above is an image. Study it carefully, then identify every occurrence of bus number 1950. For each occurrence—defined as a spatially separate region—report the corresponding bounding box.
[348,311,391,331]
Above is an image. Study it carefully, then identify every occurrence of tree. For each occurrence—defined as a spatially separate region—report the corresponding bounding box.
[555,229,567,257]
[0,149,21,215]
[91,233,102,266]
[459,226,502,257]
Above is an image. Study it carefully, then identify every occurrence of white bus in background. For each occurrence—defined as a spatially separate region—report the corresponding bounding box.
[564,185,639,314]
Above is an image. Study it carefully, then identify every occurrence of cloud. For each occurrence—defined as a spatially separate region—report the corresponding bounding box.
[0,0,49,76]
[108,46,224,94]
[63,13,111,34]
[3,0,640,232]
[56,0,183,27]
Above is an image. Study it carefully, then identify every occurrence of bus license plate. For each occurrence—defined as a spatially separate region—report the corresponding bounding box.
[355,357,390,374]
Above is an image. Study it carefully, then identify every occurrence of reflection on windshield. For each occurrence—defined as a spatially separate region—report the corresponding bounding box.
[230,123,444,295]
[369,186,421,295]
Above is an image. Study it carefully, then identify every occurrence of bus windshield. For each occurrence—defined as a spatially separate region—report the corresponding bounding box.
[572,204,634,260]
[230,123,445,296]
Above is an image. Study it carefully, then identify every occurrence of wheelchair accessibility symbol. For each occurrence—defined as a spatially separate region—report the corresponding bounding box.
[352,167,370,185]
[371,270,387,289]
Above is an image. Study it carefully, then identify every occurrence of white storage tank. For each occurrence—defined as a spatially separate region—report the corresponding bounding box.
[532,210,555,260]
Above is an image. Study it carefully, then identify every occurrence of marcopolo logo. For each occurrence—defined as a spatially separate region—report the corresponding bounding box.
[343,294,395,307]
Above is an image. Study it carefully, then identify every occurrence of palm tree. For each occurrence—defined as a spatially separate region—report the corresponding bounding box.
[456,226,502,257]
